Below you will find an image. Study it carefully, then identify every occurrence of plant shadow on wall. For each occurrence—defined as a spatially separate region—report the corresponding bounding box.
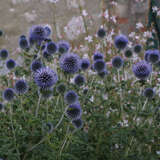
[0,0,160,160]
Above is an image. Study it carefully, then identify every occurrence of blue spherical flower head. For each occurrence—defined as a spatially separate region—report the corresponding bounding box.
[0,49,9,60]
[3,88,15,101]
[93,59,106,73]
[93,51,104,61]
[80,58,90,70]
[31,59,43,72]
[124,49,133,58]
[44,24,52,37]
[72,118,83,129]
[98,69,108,78]
[64,90,78,104]
[19,36,29,50]
[74,74,85,86]
[143,88,155,99]
[60,53,80,74]
[66,102,82,120]
[114,34,128,50]
[46,41,57,54]
[112,56,124,69]
[14,80,28,94]
[6,59,16,70]
[144,50,152,62]
[42,50,52,60]
[148,49,160,64]
[29,25,47,46]
[134,44,142,53]
[58,40,70,54]
[97,28,106,38]
[56,83,66,94]
[34,67,58,89]
[132,61,152,80]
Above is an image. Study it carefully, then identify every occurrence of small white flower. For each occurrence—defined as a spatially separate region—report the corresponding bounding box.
[129,32,135,38]
[82,10,88,17]
[136,22,143,29]
[157,10,160,16]
[85,35,93,43]
[152,6,158,13]
[110,16,117,23]
[104,9,109,19]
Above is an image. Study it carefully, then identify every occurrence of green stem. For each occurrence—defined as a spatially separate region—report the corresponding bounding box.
[35,94,42,118]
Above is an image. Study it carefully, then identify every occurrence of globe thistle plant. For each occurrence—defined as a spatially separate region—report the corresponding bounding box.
[114,34,128,50]
[42,50,52,60]
[59,53,80,74]
[74,74,85,86]
[44,24,52,37]
[0,49,9,60]
[143,88,155,99]
[56,83,66,94]
[19,36,29,50]
[72,118,83,129]
[147,49,160,64]
[93,51,104,61]
[57,40,70,54]
[98,69,108,78]
[14,80,28,95]
[29,25,48,46]
[66,102,82,120]
[132,61,152,80]
[124,49,133,58]
[97,28,106,38]
[3,88,15,101]
[133,44,142,53]
[93,59,106,73]
[64,90,78,104]
[46,41,57,54]
[6,59,16,70]
[80,58,90,70]
[34,67,58,89]
[31,59,43,72]
[112,56,124,69]
[38,87,53,99]
[144,50,151,62]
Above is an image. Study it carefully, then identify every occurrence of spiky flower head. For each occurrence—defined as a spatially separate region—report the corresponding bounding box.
[64,90,78,104]
[143,88,155,99]
[114,34,128,50]
[80,58,90,70]
[147,49,160,64]
[144,50,152,62]
[14,80,28,94]
[98,69,108,78]
[97,28,106,38]
[19,36,29,50]
[93,51,104,61]
[66,102,82,120]
[0,49,9,60]
[74,74,85,86]
[124,49,133,58]
[3,88,15,101]
[34,67,58,89]
[29,25,48,46]
[93,59,106,73]
[133,44,142,53]
[112,56,124,69]
[56,83,66,94]
[132,60,152,80]
[72,118,83,129]
[46,41,57,54]
[59,53,80,74]
[57,40,70,54]
[6,59,16,70]
[31,59,43,72]
[44,24,52,37]
[42,50,52,60]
